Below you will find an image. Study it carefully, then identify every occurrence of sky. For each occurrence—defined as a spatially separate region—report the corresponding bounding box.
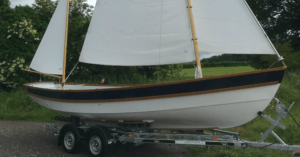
[10,0,97,8]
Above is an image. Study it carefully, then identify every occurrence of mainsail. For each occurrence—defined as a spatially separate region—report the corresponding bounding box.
[79,0,195,66]
[191,0,277,55]
[29,0,68,75]
[79,0,278,67]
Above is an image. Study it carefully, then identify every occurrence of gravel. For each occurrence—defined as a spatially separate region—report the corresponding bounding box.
[0,121,198,157]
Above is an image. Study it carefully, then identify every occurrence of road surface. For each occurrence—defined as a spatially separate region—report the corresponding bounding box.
[0,121,200,157]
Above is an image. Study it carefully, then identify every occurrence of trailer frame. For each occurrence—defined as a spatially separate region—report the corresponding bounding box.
[46,98,300,156]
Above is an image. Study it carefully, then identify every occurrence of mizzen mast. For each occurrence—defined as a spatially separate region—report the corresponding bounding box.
[187,0,203,78]
[62,0,70,89]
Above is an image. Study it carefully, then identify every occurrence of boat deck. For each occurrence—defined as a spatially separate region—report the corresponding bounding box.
[26,82,126,90]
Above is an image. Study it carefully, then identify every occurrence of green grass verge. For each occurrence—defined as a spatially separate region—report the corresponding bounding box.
[186,146,293,157]
[0,90,65,122]
[0,67,299,157]
[180,66,256,78]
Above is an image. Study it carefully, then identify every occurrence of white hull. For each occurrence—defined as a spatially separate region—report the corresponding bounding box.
[29,83,280,129]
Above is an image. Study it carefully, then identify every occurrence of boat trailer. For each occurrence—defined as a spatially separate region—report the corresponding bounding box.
[46,98,300,156]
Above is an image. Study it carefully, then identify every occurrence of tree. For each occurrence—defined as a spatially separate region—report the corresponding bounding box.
[0,0,10,7]
[246,0,300,70]
[0,0,184,89]
[0,1,43,89]
[247,0,300,51]
[249,42,300,70]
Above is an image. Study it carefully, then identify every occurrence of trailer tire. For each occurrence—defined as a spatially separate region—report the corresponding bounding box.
[87,131,105,157]
[61,126,81,154]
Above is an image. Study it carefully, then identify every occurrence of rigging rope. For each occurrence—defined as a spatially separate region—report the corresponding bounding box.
[62,62,79,86]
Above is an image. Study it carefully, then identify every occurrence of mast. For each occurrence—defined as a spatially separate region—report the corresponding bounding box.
[62,0,70,89]
[187,0,203,78]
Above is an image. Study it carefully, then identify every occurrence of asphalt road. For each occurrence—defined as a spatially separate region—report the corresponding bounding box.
[0,121,199,157]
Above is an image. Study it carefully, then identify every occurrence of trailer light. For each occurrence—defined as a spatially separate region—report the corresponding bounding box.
[128,134,133,137]
[212,138,218,141]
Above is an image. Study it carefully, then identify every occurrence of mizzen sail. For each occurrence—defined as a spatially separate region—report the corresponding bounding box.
[191,0,277,55]
[79,0,195,66]
[29,0,68,75]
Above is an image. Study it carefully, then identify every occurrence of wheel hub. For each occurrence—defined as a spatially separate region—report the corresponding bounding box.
[64,131,75,150]
[90,135,102,155]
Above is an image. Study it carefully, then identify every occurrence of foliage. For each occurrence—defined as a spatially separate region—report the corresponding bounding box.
[203,61,250,68]
[0,0,183,89]
[153,64,183,82]
[0,0,10,7]
[246,0,300,70]
[187,146,292,157]
[183,61,250,69]
[0,1,45,89]
[0,89,65,121]
[249,41,300,70]
[181,66,255,78]
[0,58,28,88]
[1,18,40,88]
[67,64,183,85]
[247,0,300,51]
[201,54,255,63]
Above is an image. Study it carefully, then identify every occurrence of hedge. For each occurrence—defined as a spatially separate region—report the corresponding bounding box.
[182,61,250,69]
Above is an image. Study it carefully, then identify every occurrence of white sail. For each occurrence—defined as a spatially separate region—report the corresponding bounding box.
[79,0,195,66]
[29,0,68,75]
[191,0,277,55]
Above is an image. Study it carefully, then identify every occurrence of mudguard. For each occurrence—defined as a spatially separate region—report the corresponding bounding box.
[84,126,113,145]
[58,123,81,147]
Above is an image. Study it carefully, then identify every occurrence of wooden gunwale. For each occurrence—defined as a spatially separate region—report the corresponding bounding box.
[24,66,286,93]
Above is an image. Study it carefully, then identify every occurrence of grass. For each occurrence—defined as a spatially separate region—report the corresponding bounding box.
[0,66,299,157]
[180,66,256,78]
[186,147,293,157]
[0,90,65,122]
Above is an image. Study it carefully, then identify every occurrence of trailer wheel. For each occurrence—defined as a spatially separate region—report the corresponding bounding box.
[62,127,80,154]
[87,131,105,157]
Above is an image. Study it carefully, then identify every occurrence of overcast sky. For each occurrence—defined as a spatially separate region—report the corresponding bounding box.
[10,0,97,8]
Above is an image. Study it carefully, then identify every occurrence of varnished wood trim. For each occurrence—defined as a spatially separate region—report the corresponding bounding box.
[187,0,203,78]
[24,66,286,93]
[23,69,61,78]
[62,0,70,86]
[25,81,58,85]
[25,81,278,103]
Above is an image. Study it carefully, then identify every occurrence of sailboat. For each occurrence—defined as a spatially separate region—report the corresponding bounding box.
[24,0,286,130]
